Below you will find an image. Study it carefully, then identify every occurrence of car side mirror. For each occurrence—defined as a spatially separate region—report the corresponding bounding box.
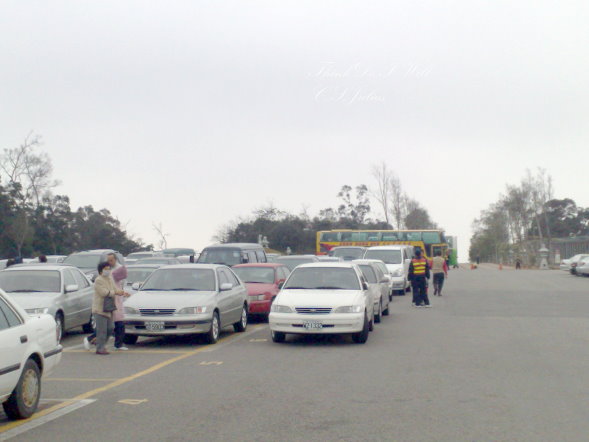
[278,281,285,290]
[65,284,79,293]
[132,282,141,291]
[220,283,233,291]
[362,282,369,291]
[382,275,391,283]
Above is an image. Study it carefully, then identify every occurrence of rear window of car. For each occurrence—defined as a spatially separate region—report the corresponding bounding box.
[283,267,360,290]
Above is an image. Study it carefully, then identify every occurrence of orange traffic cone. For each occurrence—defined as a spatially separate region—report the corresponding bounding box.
[470,263,474,270]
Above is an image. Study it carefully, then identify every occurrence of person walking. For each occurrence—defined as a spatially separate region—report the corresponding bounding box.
[107,253,129,350]
[93,262,125,355]
[409,248,431,307]
[432,251,448,296]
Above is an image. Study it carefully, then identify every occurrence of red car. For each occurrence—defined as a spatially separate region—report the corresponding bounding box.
[233,263,291,317]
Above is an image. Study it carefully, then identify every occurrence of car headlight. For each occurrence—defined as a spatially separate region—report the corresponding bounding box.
[392,268,404,277]
[270,304,293,313]
[124,306,139,315]
[25,308,49,315]
[177,306,208,315]
[249,294,267,301]
[334,305,363,313]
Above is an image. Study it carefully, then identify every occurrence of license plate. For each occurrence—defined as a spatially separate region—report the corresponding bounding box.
[145,321,165,331]
[303,321,323,330]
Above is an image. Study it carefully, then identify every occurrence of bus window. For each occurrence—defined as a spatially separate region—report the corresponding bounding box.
[320,232,340,242]
[382,232,400,241]
[406,232,422,241]
[422,232,441,244]
[341,232,369,241]
[366,232,380,241]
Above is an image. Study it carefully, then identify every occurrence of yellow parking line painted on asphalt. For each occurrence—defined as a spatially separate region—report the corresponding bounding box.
[46,378,119,382]
[0,324,267,435]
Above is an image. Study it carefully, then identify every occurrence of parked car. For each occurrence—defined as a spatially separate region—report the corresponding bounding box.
[63,249,125,281]
[0,264,95,342]
[269,263,374,344]
[568,254,589,275]
[353,259,390,323]
[0,289,62,419]
[161,248,197,258]
[232,263,291,317]
[274,255,320,271]
[576,261,589,276]
[197,243,267,267]
[124,264,162,295]
[123,264,248,345]
[363,246,412,295]
[44,255,67,263]
[134,257,181,266]
[316,256,343,262]
[265,253,282,263]
[125,251,159,265]
[328,246,367,261]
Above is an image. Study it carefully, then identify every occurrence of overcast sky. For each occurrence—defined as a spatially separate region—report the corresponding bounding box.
[1,1,588,259]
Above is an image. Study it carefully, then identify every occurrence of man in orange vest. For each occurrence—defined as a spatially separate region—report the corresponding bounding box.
[409,248,431,307]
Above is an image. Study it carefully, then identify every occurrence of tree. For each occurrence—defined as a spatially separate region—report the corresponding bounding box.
[404,200,437,230]
[336,184,371,224]
[152,222,169,250]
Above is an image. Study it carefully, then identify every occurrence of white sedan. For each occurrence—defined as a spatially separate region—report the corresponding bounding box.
[269,263,374,344]
[0,289,62,419]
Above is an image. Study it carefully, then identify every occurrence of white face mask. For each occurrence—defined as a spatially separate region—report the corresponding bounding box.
[102,270,111,277]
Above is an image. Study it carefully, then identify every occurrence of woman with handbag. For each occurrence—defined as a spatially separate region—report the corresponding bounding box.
[93,262,127,355]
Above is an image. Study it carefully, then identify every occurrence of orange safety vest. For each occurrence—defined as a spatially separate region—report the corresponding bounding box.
[412,258,427,275]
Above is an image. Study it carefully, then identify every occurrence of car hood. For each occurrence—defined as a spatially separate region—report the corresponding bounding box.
[7,292,61,309]
[385,263,404,273]
[125,290,217,309]
[244,282,276,295]
[275,289,364,307]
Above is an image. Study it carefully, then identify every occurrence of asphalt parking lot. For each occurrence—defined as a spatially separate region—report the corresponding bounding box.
[2,266,589,442]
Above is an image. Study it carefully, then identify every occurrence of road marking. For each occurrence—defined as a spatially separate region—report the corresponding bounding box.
[0,399,95,441]
[46,378,118,382]
[0,324,267,436]
[199,361,223,366]
[118,399,148,405]
[249,338,268,342]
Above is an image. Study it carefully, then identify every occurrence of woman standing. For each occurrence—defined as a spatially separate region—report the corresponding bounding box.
[93,262,126,355]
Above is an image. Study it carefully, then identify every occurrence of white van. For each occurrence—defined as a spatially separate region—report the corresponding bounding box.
[363,245,413,295]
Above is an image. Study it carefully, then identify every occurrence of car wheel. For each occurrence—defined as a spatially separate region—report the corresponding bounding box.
[368,318,374,332]
[383,300,390,316]
[3,359,41,420]
[123,334,138,345]
[205,311,220,344]
[374,300,382,323]
[352,313,369,344]
[233,304,248,333]
[55,312,64,343]
[271,330,286,343]
[82,314,94,333]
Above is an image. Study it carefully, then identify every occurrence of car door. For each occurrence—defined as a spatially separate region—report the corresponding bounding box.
[216,269,234,327]
[62,269,88,330]
[72,268,94,324]
[222,268,244,323]
[0,296,27,399]
[373,265,389,310]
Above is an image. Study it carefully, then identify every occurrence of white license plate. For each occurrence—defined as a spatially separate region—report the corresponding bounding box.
[304,321,323,330]
[145,321,165,331]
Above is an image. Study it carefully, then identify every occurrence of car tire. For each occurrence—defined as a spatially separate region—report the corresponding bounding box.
[55,312,65,343]
[205,311,220,344]
[123,334,138,345]
[383,301,390,316]
[233,304,248,333]
[82,314,94,333]
[271,331,286,343]
[374,300,382,324]
[3,359,41,420]
[352,314,369,344]
[368,318,374,332]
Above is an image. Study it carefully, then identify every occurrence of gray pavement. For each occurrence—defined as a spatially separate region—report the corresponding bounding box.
[3,267,589,441]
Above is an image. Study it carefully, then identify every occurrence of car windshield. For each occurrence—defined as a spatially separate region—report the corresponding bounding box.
[198,248,242,266]
[162,248,195,257]
[63,254,101,268]
[0,270,61,293]
[141,269,215,291]
[331,248,365,260]
[358,265,377,283]
[126,268,157,284]
[364,250,402,265]
[275,257,315,271]
[127,253,153,259]
[233,267,275,284]
[284,267,360,290]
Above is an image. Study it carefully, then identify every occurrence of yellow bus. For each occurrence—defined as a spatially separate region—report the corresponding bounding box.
[316,229,448,259]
